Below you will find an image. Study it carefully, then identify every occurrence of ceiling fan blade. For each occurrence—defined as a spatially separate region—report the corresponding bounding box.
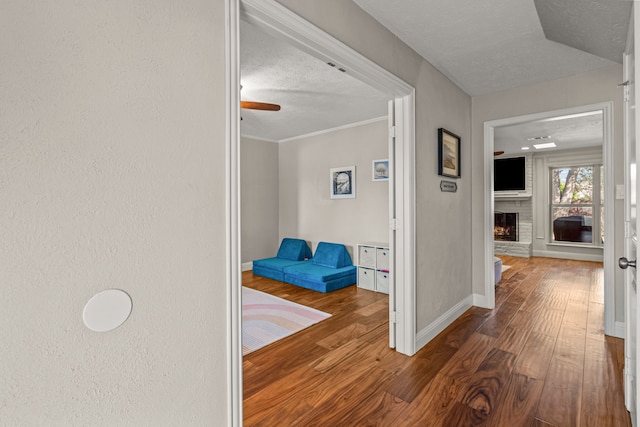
[494,151,504,156]
[240,101,281,111]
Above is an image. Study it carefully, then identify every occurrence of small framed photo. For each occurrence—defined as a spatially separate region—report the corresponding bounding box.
[438,128,461,178]
[330,166,356,199]
[372,159,389,181]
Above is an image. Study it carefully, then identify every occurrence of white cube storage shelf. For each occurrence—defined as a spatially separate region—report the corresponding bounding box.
[357,242,389,294]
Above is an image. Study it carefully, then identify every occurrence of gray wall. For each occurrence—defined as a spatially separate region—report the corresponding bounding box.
[241,137,280,264]
[278,120,389,256]
[471,65,625,323]
[276,0,473,330]
[1,0,229,424]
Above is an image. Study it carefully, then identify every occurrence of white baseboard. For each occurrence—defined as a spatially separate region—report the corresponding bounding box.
[473,293,492,309]
[532,250,603,262]
[416,295,473,351]
[241,262,253,272]
[613,321,625,339]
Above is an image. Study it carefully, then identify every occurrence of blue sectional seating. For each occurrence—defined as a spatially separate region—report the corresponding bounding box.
[284,242,357,293]
[253,240,356,293]
[252,238,312,282]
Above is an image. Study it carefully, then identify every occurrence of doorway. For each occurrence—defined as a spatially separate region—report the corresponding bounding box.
[482,102,615,334]
[227,0,417,423]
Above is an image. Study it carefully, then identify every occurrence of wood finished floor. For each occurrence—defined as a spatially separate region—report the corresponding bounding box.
[242,257,630,426]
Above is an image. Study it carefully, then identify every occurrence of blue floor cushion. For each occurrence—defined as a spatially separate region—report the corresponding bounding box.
[253,257,309,282]
[253,239,356,293]
[252,238,312,281]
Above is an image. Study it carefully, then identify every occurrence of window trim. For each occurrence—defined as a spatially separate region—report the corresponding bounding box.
[549,164,603,248]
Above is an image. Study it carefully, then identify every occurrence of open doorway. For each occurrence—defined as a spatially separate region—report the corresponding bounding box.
[227,0,417,421]
[237,0,416,352]
[482,102,615,335]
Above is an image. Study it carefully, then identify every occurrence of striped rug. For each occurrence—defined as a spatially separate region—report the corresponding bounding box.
[242,287,331,355]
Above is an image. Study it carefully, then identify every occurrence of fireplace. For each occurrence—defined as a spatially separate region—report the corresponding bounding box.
[495,212,519,241]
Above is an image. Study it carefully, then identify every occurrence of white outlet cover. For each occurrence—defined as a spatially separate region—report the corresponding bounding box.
[83,289,132,332]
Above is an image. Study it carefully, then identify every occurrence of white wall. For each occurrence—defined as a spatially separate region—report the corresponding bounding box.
[241,137,280,264]
[276,0,473,331]
[278,120,389,256]
[1,1,229,424]
[471,65,624,323]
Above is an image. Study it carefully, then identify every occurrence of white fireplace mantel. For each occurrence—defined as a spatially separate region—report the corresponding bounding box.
[494,192,532,201]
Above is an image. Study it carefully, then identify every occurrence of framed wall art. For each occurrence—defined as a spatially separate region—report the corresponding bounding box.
[330,166,356,199]
[372,159,389,181]
[438,128,461,178]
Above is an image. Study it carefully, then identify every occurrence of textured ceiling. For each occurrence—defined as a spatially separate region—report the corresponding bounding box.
[352,0,624,96]
[494,111,603,155]
[534,0,632,63]
[240,20,389,142]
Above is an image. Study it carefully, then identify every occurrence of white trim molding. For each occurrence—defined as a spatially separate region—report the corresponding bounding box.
[279,116,388,143]
[226,1,242,426]
[615,321,626,339]
[601,102,616,337]
[241,261,253,272]
[473,292,492,309]
[532,250,604,262]
[416,295,473,350]
[395,93,417,356]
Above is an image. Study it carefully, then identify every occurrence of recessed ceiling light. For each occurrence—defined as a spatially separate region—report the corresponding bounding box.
[533,142,557,149]
[526,135,552,141]
[521,146,530,151]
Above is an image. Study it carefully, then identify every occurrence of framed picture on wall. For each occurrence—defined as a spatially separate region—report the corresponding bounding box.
[330,166,356,199]
[372,159,389,181]
[438,128,461,178]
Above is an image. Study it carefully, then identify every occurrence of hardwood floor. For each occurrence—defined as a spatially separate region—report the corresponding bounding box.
[242,257,630,426]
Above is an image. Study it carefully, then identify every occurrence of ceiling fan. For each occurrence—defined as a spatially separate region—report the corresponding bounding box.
[240,85,281,112]
[240,100,281,111]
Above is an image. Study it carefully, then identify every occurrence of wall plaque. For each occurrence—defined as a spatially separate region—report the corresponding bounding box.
[440,180,457,193]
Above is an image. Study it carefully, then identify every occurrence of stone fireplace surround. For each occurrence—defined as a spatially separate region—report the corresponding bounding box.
[495,212,518,241]
[494,199,532,258]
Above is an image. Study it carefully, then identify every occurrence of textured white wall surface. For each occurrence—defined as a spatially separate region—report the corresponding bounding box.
[1,0,229,424]
[471,65,624,322]
[278,120,389,255]
[241,137,280,263]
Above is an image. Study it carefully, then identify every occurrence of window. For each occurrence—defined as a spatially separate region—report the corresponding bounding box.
[550,165,603,246]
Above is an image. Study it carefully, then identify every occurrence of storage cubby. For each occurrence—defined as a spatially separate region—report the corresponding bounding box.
[356,242,390,294]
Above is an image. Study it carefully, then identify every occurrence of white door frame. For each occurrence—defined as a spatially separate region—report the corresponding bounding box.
[482,102,616,335]
[225,1,242,425]
[227,0,416,424]
[622,48,637,419]
[623,3,638,418]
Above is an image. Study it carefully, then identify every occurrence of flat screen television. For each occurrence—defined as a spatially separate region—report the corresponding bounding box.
[494,156,526,192]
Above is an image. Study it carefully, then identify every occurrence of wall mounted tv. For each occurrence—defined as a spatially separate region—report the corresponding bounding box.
[494,156,526,192]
